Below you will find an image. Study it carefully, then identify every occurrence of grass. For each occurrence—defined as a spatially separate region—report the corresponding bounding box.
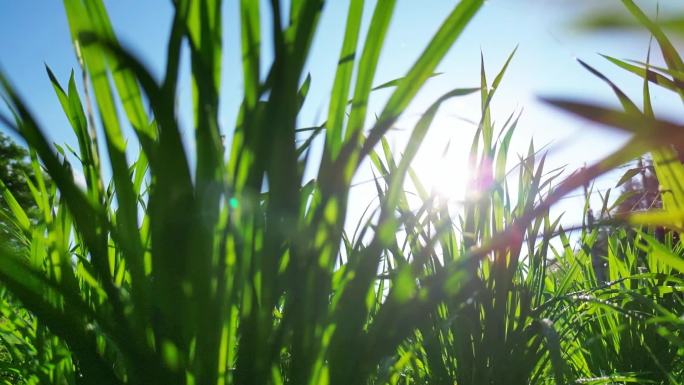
[0,0,683,384]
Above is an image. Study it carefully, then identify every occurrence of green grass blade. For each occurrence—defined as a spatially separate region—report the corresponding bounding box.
[322,0,364,161]
[360,0,483,159]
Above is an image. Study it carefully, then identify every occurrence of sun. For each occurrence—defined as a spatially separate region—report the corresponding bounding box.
[410,123,472,204]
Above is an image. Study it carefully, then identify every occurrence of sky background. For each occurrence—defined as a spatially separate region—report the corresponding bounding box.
[1,0,682,229]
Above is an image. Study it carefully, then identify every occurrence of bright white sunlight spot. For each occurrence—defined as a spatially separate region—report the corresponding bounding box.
[412,127,472,203]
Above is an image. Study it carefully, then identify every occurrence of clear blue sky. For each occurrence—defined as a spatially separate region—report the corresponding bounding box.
[0,0,682,227]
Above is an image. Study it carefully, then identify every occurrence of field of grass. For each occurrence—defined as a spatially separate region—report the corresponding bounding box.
[0,1,684,384]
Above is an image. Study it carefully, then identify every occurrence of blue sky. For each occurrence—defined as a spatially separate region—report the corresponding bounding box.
[0,0,681,228]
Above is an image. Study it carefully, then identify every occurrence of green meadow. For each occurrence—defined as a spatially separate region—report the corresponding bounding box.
[1,1,684,384]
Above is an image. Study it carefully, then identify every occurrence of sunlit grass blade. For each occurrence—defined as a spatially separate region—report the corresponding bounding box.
[360,0,484,160]
[577,58,640,113]
[601,54,680,94]
[322,0,364,161]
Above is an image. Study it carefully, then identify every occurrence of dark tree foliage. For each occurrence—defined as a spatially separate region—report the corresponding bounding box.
[0,133,34,204]
[0,132,38,246]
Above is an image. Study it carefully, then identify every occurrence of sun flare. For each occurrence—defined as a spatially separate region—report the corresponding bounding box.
[409,117,475,204]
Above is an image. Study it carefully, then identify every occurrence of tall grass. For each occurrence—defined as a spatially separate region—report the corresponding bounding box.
[1,0,684,385]
[0,0,486,384]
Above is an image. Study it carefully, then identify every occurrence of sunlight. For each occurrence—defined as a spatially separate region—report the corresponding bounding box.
[415,150,469,202]
[409,116,474,204]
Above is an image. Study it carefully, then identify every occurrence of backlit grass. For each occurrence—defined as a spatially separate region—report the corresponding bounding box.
[0,1,683,384]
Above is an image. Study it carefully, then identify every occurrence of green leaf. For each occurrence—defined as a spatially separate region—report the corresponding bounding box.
[578,58,639,113]
[616,167,642,187]
[641,233,684,272]
[0,178,30,233]
[602,54,680,94]
[323,0,365,160]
